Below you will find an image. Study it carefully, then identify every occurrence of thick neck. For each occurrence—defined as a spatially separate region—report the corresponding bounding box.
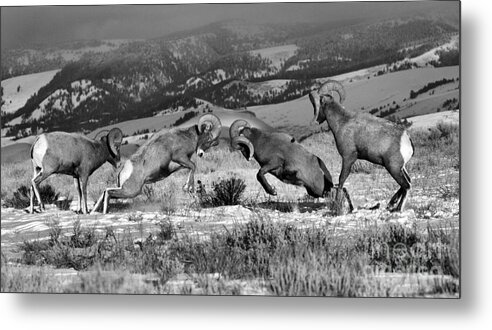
[92,139,112,169]
[191,125,200,148]
[322,103,351,134]
[180,125,200,154]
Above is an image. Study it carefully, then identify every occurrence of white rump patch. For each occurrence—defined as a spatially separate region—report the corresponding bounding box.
[32,135,48,168]
[400,132,413,164]
[118,160,133,187]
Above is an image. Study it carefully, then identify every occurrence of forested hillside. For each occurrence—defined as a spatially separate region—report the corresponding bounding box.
[1,17,459,137]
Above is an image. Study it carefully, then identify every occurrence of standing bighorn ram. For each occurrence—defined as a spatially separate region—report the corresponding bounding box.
[308,80,414,212]
[91,114,222,214]
[29,128,123,214]
[230,119,352,210]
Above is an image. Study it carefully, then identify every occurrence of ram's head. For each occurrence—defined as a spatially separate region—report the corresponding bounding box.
[229,119,255,161]
[196,114,222,157]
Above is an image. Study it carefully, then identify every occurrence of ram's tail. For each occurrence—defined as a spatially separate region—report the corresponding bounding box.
[30,135,42,159]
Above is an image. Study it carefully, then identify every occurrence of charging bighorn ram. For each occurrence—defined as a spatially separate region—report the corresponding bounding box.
[308,80,414,212]
[229,119,352,210]
[91,114,222,214]
[30,128,123,214]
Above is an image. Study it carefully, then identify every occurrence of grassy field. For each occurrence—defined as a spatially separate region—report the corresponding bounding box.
[249,66,459,128]
[0,120,460,296]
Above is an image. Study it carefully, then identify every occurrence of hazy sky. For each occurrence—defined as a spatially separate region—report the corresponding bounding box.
[1,1,459,51]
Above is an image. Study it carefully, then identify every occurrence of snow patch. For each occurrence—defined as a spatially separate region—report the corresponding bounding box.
[1,69,60,115]
[407,110,459,129]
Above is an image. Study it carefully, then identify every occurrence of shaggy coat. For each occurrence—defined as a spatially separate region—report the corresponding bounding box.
[92,114,221,214]
[230,120,354,209]
[309,80,413,212]
[30,128,122,214]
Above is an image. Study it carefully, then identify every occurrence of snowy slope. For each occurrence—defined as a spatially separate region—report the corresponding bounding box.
[1,69,60,114]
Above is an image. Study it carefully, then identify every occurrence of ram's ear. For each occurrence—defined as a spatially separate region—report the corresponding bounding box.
[320,94,334,104]
[107,128,123,157]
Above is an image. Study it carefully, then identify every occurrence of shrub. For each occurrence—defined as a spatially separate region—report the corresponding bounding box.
[156,220,175,242]
[158,182,178,215]
[410,122,459,148]
[10,217,459,296]
[199,177,247,207]
[438,183,459,200]
[3,184,60,209]
[354,223,459,277]
[55,196,73,211]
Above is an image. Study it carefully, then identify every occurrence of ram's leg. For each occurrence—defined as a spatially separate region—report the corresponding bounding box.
[387,188,403,210]
[30,166,42,214]
[257,162,281,196]
[95,182,144,214]
[31,167,53,213]
[91,190,106,215]
[91,188,120,215]
[103,188,120,214]
[73,177,82,213]
[30,185,35,214]
[80,176,89,214]
[386,164,411,212]
[342,187,354,213]
[338,154,356,191]
[174,155,196,193]
[336,155,357,214]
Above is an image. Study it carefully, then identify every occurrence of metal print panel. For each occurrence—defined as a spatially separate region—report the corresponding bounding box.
[0,1,460,297]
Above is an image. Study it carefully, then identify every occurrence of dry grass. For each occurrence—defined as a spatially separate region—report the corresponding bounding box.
[1,121,459,296]
[1,215,459,296]
[1,122,459,215]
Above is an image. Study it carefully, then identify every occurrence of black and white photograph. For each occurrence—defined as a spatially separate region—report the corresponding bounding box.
[1,1,460,298]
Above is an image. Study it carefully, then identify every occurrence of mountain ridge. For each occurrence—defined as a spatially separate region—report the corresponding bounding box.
[1,16,459,138]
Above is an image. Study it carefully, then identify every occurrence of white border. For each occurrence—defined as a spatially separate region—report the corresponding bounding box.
[2,0,491,329]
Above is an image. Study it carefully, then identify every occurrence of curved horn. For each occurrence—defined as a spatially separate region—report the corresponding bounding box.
[308,91,321,125]
[318,80,346,104]
[198,114,222,140]
[229,119,251,140]
[107,127,123,156]
[94,129,109,141]
[231,136,254,161]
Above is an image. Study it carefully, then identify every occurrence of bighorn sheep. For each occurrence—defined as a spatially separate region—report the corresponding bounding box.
[29,128,123,214]
[229,119,352,209]
[308,80,414,212]
[91,114,222,214]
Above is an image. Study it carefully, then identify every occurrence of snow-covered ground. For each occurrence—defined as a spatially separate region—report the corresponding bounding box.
[6,79,108,126]
[392,35,459,68]
[250,44,298,70]
[318,65,387,84]
[407,110,459,129]
[1,69,60,114]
